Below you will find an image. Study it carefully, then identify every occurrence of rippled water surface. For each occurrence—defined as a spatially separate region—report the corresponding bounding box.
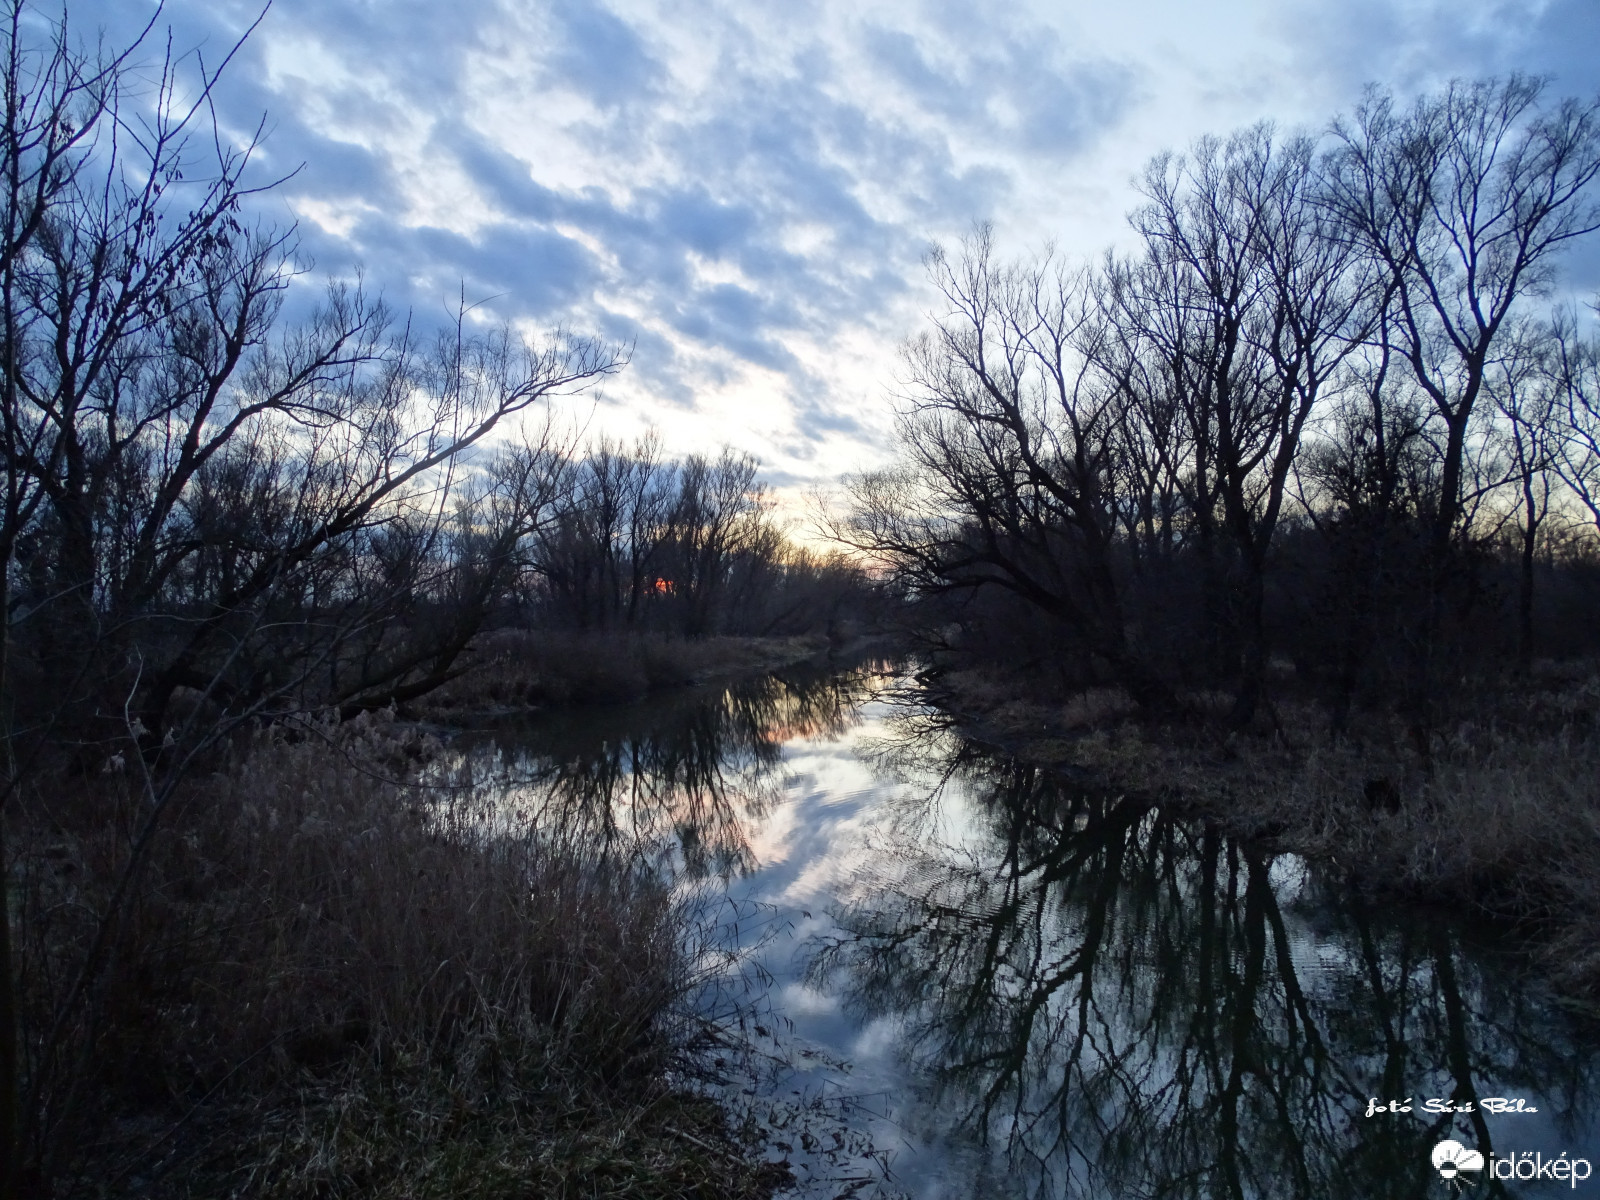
[456,659,1600,1198]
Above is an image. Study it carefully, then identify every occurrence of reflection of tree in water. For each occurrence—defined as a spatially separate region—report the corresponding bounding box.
[813,726,1600,1199]
[460,660,889,877]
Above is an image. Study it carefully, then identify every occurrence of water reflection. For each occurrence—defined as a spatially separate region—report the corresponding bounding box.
[468,667,1600,1197]
[812,719,1600,1198]
[455,659,884,877]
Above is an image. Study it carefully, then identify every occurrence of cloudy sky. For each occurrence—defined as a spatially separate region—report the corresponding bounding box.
[73,0,1600,504]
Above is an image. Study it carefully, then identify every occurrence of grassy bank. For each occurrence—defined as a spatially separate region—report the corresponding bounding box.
[415,630,836,717]
[920,660,1600,996]
[10,711,786,1197]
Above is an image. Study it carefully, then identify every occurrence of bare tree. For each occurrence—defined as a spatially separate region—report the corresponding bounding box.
[837,228,1172,707]
[0,6,625,1187]
[660,449,769,637]
[1124,125,1370,723]
[1293,325,1438,729]
[0,9,162,1186]
[1487,320,1563,668]
[849,82,1600,729]
[1323,76,1600,712]
[1547,306,1600,536]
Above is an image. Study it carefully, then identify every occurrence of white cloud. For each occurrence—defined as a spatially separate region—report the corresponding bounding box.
[68,0,1600,507]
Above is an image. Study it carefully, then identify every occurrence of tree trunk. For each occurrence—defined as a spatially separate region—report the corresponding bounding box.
[0,566,18,1200]
[1518,474,1540,673]
[1229,564,1267,728]
[1407,408,1474,745]
[0,819,16,1200]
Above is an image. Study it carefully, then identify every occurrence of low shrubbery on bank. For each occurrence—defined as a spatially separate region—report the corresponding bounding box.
[416,630,837,715]
[9,712,785,1197]
[919,660,1600,996]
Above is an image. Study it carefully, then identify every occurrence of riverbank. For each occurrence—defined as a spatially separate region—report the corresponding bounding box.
[917,660,1600,997]
[413,630,845,718]
[12,710,789,1197]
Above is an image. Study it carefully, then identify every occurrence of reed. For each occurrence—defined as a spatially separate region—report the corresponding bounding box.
[12,710,783,1197]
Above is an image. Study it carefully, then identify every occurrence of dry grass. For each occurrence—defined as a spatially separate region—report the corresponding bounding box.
[13,710,785,1197]
[416,630,828,715]
[929,661,1600,994]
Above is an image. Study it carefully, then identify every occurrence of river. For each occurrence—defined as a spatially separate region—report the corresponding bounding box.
[452,657,1600,1199]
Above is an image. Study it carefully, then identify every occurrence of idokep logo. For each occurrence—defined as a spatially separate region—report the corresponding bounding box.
[1430,1139,1595,1190]
[1432,1140,1484,1186]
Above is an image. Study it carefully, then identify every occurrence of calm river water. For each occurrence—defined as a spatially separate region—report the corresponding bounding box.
[457,658,1600,1199]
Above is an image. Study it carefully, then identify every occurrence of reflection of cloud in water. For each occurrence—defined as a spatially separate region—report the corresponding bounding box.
[774,981,840,1018]
[743,736,890,885]
[460,666,1600,1198]
[851,1014,907,1063]
[801,724,1600,1199]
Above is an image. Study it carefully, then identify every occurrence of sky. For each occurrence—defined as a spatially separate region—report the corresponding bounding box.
[67,0,1600,510]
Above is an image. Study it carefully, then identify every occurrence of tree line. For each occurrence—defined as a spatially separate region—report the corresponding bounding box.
[0,3,863,772]
[528,436,867,639]
[836,77,1600,734]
